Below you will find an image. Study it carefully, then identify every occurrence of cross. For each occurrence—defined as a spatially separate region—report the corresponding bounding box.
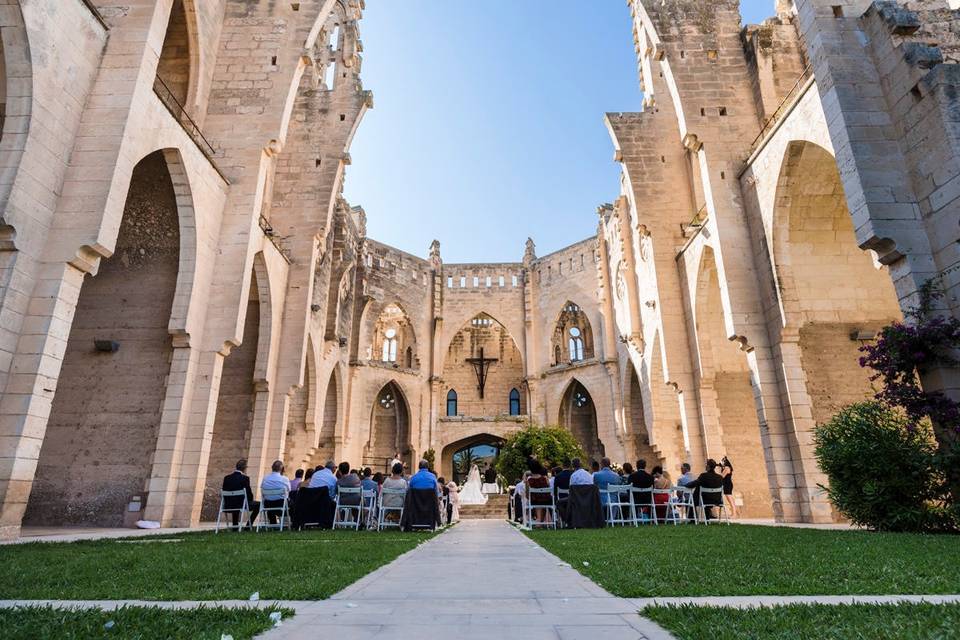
[465,347,498,399]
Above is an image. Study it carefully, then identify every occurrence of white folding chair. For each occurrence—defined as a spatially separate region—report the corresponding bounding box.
[216,489,250,533]
[672,486,699,524]
[652,489,680,525]
[602,486,633,526]
[698,486,731,525]
[256,488,289,532]
[361,488,378,530]
[629,487,655,525]
[524,487,557,529]
[333,486,363,530]
[377,488,406,530]
[555,488,570,528]
[439,494,449,526]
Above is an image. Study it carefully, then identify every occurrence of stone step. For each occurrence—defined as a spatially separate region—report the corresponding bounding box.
[458,495,510,520]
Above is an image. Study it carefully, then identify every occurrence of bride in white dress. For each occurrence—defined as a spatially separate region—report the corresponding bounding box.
[459,464,488,505]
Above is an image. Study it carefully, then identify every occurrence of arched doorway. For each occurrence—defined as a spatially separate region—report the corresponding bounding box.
[440,434,505,485]
[25,150,184,526]
[559,380,604,464]
[365,382,410,472]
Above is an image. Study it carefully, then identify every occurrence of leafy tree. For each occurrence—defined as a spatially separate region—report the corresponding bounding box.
[423,448,436,472]
[814,401,953,532]
[496,423,585,484]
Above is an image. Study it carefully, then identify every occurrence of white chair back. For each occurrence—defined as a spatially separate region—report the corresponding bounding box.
[698,486,730,525]
[524,487,557,530]
[334,486,363,530]
[216,489,249,533]
[377,487,407,531]
[256,488,289,532]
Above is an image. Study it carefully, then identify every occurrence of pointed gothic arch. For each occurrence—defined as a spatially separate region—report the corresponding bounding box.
[366,381,411,470]
[558,378,604,464]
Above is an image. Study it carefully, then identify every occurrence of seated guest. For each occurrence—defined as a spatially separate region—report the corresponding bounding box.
[526,460,552,524]
[620,462,634,483]
[687,458,724,519]
[260,459,291,524]
[569,458,593,485]
[652,465,672,521]
[409,459,440,494]
[361,467,378,494]
[629,459,655,489]
[289,468,304,493]
[372,471,384,488]
[303,467,315,484]
[590,460,601,475]
[222,459,260,529]
[307,460,338,498]
[592,457,621,505]
[677,462,695,487]
[549,466,561,490]
[381,462,408,521]
[336,462,362,505]
[554,459,573,495]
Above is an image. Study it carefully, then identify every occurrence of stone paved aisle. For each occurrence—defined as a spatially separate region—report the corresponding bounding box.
[259,519,674,640]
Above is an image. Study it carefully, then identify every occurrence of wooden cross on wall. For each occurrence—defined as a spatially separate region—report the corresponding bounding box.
[465,347,498,399]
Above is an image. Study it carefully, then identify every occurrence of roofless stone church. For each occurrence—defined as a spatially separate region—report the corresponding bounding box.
[0,0,957,538]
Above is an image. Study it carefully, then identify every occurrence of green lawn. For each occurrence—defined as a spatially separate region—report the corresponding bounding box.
[0,530,432,600]
[0,605,292,640]
[643,602,960,640]
[525,525,960,597]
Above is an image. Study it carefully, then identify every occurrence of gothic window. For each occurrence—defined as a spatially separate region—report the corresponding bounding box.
[382,328,398,362]
[499,275,505,287]
[552,301,594,365]
[569,327,584,362]
[446,389,458,417]
[509,388,521,416]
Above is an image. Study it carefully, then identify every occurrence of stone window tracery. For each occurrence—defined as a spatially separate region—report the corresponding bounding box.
[552,301,595,365]
[371,303,416,368]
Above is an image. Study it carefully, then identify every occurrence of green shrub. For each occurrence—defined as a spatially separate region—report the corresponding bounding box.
[496,423,584,483]
[814,401,953,532]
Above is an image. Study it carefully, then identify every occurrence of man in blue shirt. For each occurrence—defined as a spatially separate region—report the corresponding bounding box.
[307,460,338,498]
[593,457,622,505]
[408,460,440,495]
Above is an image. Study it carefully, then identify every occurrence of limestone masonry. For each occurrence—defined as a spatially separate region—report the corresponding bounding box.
[0,0,958,537]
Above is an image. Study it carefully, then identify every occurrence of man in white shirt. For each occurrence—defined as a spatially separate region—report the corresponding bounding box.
[308,460,338,498]
[569,458,593,486]
[260,460,291,525]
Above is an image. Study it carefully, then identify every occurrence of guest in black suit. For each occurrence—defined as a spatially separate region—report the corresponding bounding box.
[687,458,725,519]
[222,459,260,529]
[628,459,655,489]
[483,464,497,485]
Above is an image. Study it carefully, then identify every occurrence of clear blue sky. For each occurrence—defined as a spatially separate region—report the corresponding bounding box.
[345,1,776,263]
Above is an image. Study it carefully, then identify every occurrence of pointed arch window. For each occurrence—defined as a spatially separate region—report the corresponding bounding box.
[509,388,521,416]
[382,328,398,362]
[569,327,584,362]
[446,389,458,417]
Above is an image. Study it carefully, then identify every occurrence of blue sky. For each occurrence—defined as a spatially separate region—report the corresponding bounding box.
[344,1,776,263]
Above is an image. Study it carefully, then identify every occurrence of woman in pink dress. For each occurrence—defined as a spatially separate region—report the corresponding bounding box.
[445,480,461,523]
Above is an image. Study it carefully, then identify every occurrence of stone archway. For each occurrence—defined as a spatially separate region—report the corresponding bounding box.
[772,140,902,428]
[558,379,604,464]
[365,381,411,472]
[24,150,184,526]
[439,433,505,485]
[693,247,773,518]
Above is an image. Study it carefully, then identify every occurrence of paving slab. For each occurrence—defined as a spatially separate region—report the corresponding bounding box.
[257,519,675,640]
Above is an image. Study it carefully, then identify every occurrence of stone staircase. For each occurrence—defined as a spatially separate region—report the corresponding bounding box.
[459,494,510,520]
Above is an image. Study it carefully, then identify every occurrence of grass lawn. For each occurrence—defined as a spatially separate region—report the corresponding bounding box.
[642,602,960,640]
[0,605,292,640]
[0,529,433,601]
[525,525,960,597]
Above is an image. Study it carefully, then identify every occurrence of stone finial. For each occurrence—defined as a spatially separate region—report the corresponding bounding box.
[429,239,441,268]
[523,237,536,265]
